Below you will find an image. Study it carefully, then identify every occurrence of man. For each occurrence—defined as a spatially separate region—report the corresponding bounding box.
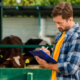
[35,1,80,80]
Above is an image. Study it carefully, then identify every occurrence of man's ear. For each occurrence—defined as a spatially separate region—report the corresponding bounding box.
[69,17,73,21]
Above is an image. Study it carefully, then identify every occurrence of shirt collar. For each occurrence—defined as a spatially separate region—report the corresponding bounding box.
[64,23,79,42]
[65,23,79,36]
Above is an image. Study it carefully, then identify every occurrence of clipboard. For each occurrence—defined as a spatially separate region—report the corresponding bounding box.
[29,50,58,64]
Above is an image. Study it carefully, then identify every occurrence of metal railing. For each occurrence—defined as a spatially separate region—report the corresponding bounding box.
[0,44,53,53]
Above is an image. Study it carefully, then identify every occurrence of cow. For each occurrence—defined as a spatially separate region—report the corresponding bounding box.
[0,35,24,68]
[23,38,52,66]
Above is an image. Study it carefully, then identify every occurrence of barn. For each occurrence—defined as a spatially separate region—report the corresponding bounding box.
[0,1,80,80]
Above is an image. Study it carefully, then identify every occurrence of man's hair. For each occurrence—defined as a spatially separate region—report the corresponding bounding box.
[51,1,73,20]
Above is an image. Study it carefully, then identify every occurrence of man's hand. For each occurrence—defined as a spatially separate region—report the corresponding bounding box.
[35,56,60,73]
[35,56,48,68]
[41,46,51,56]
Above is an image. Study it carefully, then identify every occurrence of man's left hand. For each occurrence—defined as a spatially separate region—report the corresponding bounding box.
[35,56,48,68]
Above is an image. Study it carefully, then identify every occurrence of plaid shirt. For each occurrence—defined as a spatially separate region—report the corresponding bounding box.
[52,23,80,80]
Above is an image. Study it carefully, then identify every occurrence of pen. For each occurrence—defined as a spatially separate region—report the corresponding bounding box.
[46,47,48,49]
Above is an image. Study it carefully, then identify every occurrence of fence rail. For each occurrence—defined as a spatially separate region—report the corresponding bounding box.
[0,45,53,53]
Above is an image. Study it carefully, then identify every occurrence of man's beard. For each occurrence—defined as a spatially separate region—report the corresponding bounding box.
[58,26,70,32]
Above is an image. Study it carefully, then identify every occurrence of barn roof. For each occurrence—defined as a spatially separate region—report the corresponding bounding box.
[3,5,80,17]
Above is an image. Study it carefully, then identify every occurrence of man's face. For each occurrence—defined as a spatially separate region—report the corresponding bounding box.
[53,15,71,32]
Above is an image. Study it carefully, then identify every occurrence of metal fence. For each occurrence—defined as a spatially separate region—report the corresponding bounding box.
[0,44,53,53]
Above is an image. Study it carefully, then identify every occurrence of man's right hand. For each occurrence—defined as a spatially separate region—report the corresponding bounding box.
[40,46,51,56]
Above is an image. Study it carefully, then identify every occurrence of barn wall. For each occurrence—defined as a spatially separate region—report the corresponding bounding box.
[3,18,38,43]
[3,17,80,43]
[46,17,80,36]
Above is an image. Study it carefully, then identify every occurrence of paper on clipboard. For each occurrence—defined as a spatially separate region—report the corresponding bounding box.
[29,50,58,64]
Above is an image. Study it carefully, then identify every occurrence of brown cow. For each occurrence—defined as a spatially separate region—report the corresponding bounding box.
[0,35,24,68]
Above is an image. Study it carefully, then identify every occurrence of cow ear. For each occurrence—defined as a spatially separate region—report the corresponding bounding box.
[22,53,25,55]
[23,43,25,45]
[6,58,11,60]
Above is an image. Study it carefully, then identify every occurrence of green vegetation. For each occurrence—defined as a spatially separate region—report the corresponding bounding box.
[2,0,80,5]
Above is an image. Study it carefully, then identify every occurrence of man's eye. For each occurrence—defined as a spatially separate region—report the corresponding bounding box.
[57,23,60,24]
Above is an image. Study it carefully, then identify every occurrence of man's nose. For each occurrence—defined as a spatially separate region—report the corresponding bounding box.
[56,24,60,28]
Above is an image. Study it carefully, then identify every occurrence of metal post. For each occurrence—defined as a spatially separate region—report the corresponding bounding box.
[0,0,3,41]
[38,11,41,38]
[21,46,23,53]
[27,72,33,80]
[37,6,41,38]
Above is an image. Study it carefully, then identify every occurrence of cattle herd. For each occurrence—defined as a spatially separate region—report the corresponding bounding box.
[0,35,52,68]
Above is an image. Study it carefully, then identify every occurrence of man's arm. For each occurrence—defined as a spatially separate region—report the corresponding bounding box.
[35,56,60,73]
[35,38,80,75]
[35,46,60,73]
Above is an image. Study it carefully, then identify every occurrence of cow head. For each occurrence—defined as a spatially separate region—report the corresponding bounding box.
[6,52,24,68]
[0,35,25,68]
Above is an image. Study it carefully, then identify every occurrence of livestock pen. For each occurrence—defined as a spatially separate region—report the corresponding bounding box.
[0,0,80,79]
[0,1,54,79]
[0,45,53,80]
[0,68,52,80]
